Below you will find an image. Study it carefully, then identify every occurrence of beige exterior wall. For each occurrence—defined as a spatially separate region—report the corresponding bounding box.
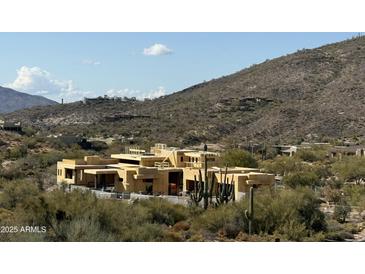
[182,167,274,200]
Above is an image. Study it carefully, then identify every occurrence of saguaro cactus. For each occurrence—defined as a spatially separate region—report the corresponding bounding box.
[190,169,215,209]
[216,167,235,205]
[244,186,255,235]
[190,169,204,206]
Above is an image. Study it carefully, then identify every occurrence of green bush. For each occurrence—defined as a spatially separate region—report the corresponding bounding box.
[253,188,326,237]
[0,179,330,242]
[191,188,326,241]
[295,150,319,162]
[260,156,306,175]
[135,198,188,226]
[342,185,365,206]
[0,180,40,210]
[332,156,365,184]
[221,149,258,168]
[192,204,244,239]
[333,200,351,223]
[283,172,320,188]
[5,145,28,160]
[295,147,328,163]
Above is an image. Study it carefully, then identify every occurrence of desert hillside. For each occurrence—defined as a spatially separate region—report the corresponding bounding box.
[4,36,365,145]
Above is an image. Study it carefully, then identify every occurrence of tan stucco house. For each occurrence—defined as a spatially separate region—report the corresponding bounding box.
[57,143,274,200]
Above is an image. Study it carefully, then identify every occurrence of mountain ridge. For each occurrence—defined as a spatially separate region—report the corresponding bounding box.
[0,86,57,114]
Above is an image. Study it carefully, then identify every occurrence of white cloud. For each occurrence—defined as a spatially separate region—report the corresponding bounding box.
[106,86,166,100]
[5,66,94,102]
[5,66,166,103]
[146,86,166,99]
[82,59,101,66]
[143,43,173,56]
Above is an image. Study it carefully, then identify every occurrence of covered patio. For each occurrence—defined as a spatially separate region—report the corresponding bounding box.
[84,169,119,189]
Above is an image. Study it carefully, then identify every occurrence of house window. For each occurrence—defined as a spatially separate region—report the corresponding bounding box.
[65,168,73,179]
[180,156,184,162]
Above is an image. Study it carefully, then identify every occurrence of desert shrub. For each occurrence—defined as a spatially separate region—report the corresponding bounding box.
[324,219,354,241]
[5,145,28,160]
[44,189,98,221]
[283,172,320,188]
[49,215,114,242]
[95,199,151,239]
[221,149,258,168]
[311,163,333,179]
[0,180,49,229]
[24,136,45,149]
[253,188,326,238]
[0,164,23,180]
[333,199,351,223]
[192,204,244,239]
[135,198,188,226]
[273,220,308,241]
[260,156,306,175]
[22,127,37,137]
[47,138,69,150]
[332,156,365,184]
[325,230,354,241]
[121,223,166,242]
[22,152,64,170]
[342,185,365,206]
[295,147,328,163]
[295,150,319,162]
[0,180,40,210]
[62,148,89,160]
[191,188,326,241]
[322,185,343,203]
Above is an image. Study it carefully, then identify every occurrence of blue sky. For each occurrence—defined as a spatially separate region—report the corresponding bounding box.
[0,32,358,103]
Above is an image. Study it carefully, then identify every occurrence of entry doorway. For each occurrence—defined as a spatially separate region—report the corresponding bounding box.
[143,178,153,195]
[168,171,183,195]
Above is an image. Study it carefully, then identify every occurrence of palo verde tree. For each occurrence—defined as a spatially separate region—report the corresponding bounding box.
[221,149,258,168]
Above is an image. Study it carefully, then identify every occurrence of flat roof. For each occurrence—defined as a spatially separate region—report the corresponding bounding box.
[84,169,119,175]
[110,154,165,160]
[184,151,219,157]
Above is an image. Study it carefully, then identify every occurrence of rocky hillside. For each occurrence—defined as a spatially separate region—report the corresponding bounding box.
[4,36,365,146]
[0,86,57,113]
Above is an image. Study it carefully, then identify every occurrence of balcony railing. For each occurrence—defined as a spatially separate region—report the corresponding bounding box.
[154,162,170,168]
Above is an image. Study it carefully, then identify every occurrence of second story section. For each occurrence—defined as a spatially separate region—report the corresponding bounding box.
[110,146,166,167]
[110,143,220,169]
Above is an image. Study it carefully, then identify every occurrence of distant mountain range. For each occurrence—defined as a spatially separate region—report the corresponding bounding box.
[0,86,57,113]
[4,36,365,145]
